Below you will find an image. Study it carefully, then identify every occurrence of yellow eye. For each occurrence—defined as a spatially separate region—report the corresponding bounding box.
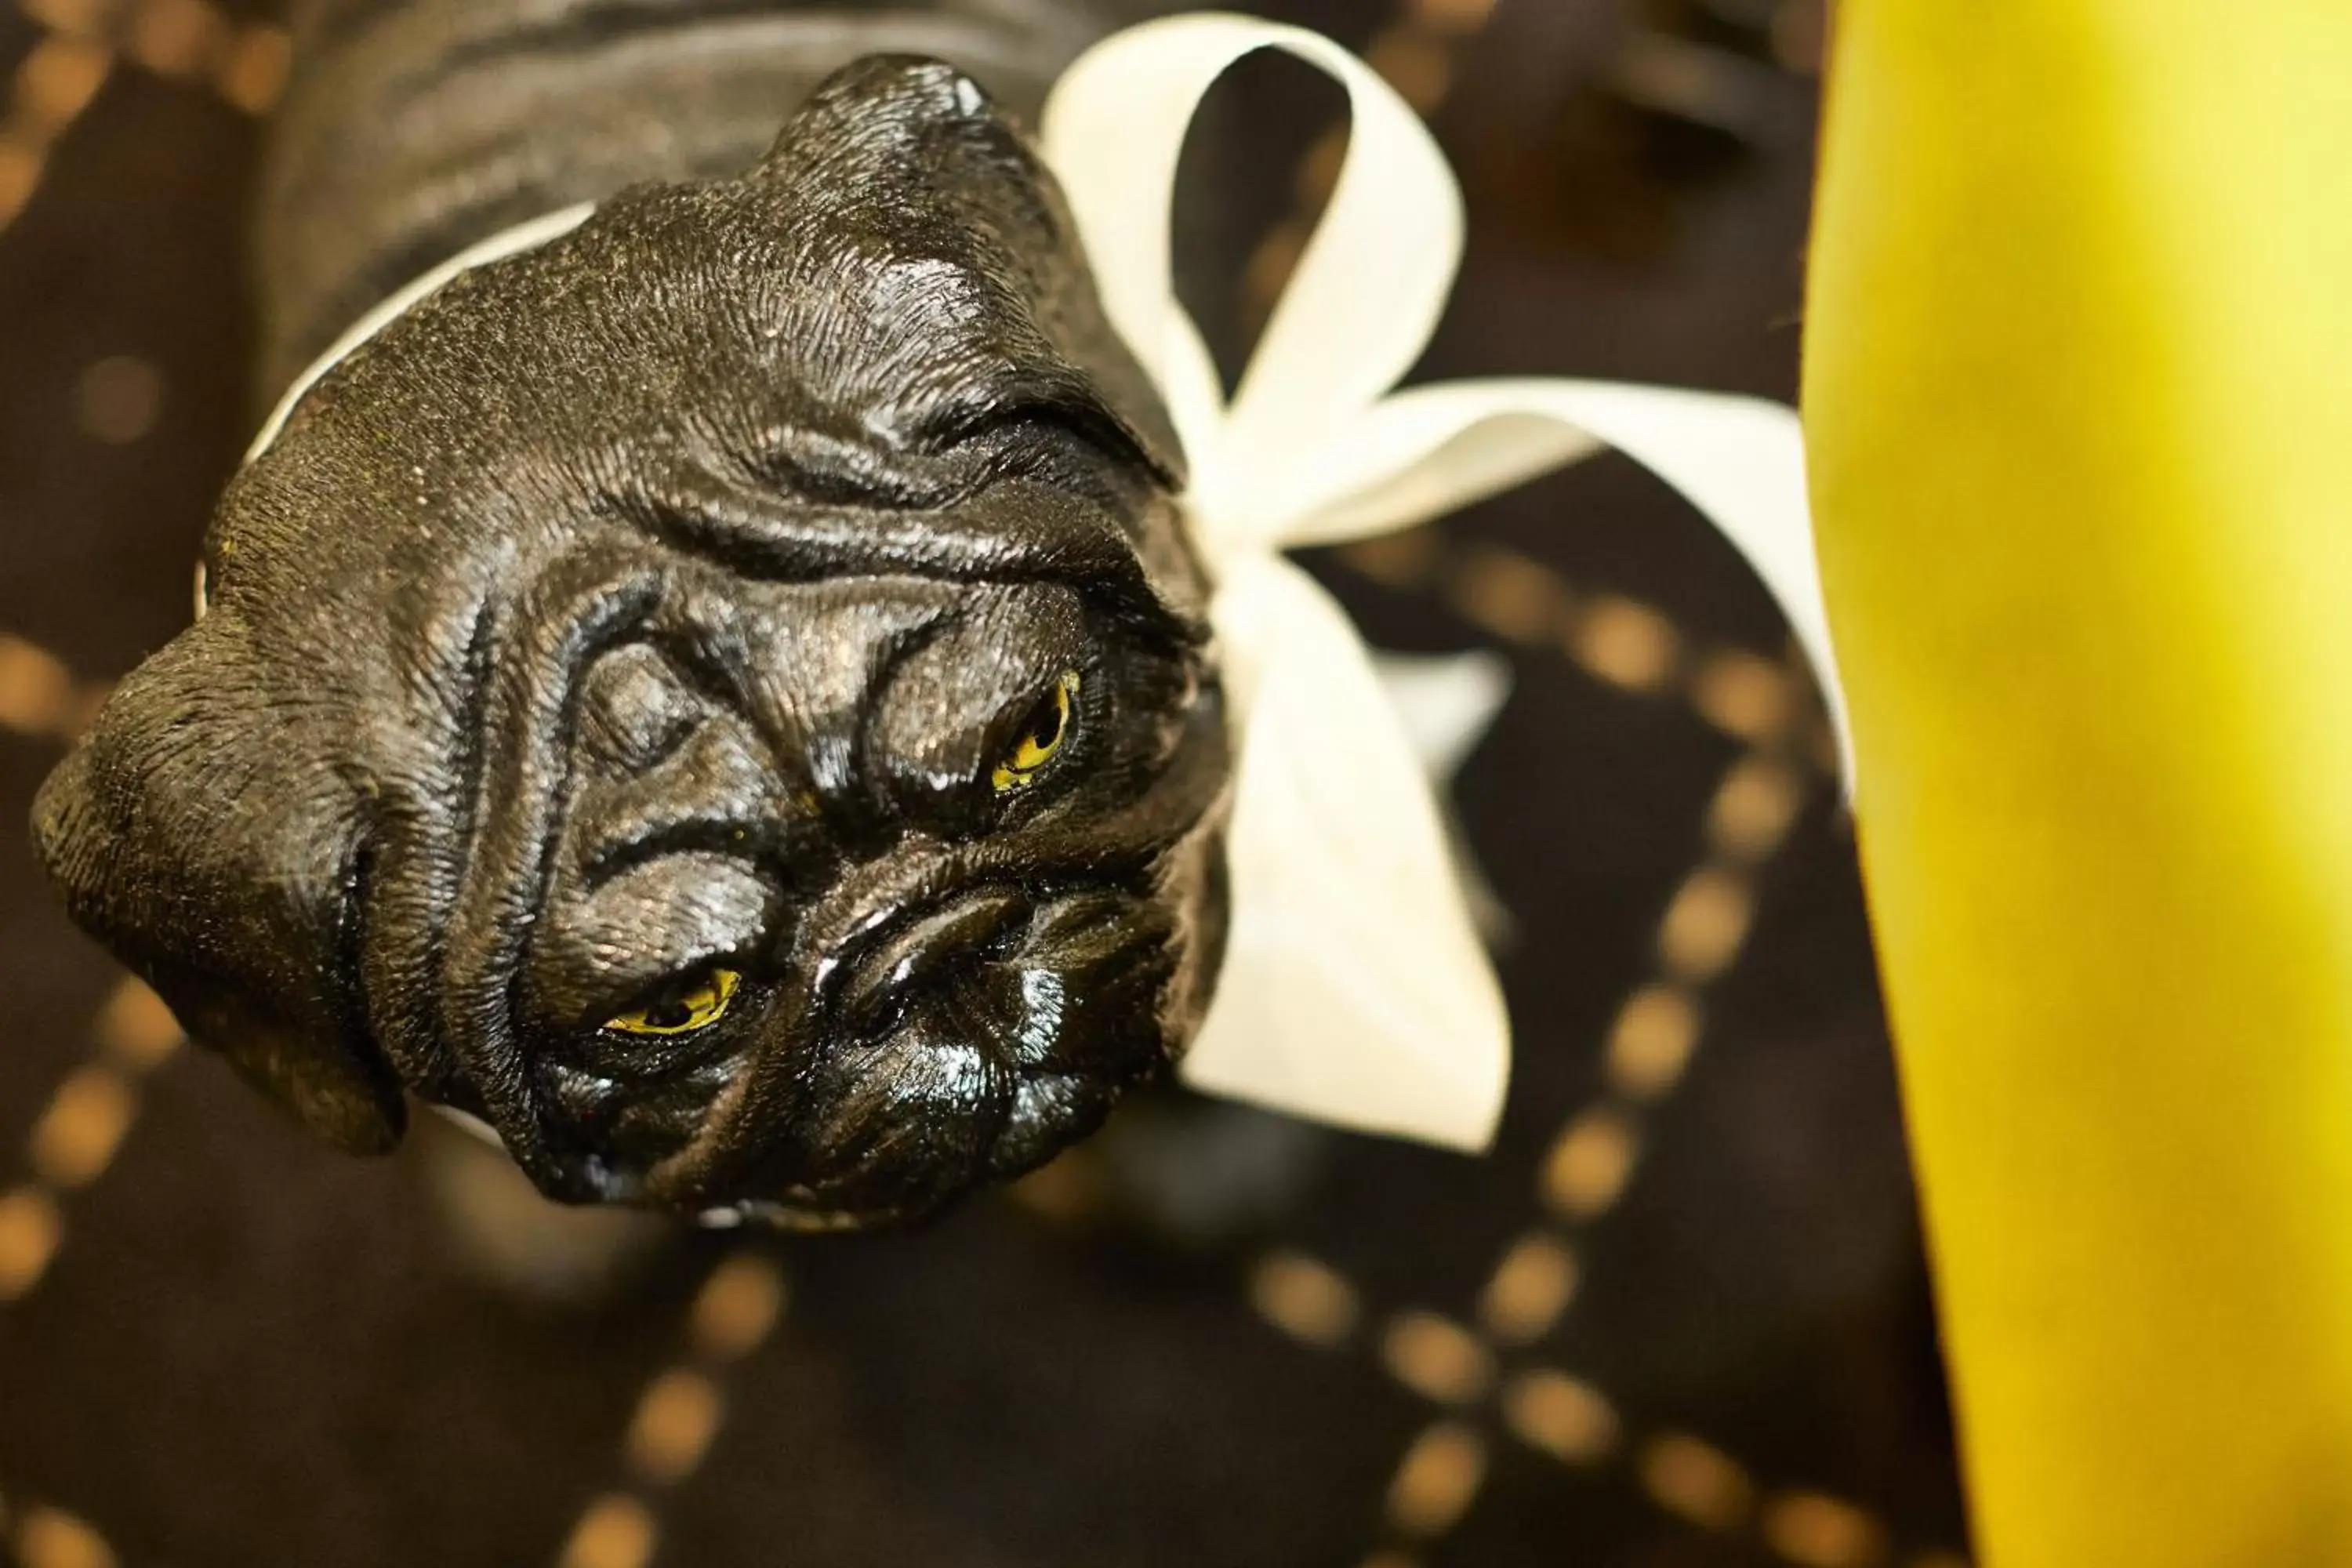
[992,670,1081,794]
[604,967,740,1036]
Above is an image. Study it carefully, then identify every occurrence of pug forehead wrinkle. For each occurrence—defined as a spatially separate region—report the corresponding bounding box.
[31,56,1234,1229]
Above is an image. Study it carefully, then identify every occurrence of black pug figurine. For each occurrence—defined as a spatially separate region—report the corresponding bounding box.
[33,3,1236,1229]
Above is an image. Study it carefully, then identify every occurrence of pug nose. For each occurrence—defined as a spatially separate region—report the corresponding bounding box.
[837,887,1031,1028]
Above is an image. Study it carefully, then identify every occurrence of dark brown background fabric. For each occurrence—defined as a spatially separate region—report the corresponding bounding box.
[0,2,1969,1564]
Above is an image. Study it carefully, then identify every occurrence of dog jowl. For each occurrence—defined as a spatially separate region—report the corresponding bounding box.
[32,58,1232,1227]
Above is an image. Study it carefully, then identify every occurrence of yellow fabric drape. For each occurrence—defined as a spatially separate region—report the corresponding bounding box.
[1803,7,2352,1563]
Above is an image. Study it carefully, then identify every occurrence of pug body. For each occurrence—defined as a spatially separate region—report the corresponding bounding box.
[34,1,1235,1228]
[255,0,1176,388]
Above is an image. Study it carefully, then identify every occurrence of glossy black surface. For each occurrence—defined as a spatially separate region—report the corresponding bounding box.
[34,54,1232,1222]
[255,0,1170,387]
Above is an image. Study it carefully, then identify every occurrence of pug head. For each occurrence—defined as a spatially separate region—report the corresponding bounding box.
[32,56,1232,1227]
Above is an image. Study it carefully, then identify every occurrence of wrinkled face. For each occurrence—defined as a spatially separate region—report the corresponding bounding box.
[487,566,1227,1222]
[31,56,1231,1225]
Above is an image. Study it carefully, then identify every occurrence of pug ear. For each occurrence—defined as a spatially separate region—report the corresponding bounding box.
[31,618,405,1153]
[754,53,1188,485]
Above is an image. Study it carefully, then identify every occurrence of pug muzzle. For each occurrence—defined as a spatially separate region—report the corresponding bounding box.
[31,56,1232,1227]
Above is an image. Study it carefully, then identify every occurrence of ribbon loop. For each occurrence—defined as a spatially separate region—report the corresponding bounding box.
[1041,15,1463,539]
[1282,380,1848,775]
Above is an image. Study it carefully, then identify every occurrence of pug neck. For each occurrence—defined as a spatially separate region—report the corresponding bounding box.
[253,0,1160,398]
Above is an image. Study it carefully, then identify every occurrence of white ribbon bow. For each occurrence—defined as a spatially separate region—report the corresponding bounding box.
[1040,14,1847,1152]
